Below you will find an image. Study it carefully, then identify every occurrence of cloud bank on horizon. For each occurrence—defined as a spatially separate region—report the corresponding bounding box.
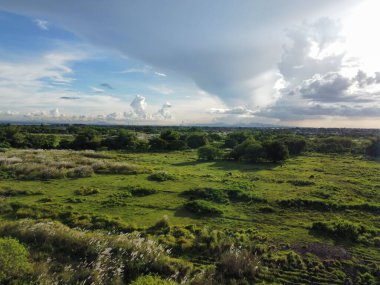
[0,0,379,127]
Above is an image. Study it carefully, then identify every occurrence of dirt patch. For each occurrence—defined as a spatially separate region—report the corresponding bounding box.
[292,242,351,260]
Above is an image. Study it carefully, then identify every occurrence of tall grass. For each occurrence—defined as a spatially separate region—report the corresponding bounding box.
[0,149,147,180]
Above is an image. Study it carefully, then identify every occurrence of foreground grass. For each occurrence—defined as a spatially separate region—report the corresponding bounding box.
[0,149,379,284]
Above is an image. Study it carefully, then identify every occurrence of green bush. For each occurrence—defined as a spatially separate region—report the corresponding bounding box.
[183,188,229,204]
[185,200,223,216]
[67,165,94,178]
[0,237,32,282]
[311,220,379,242]
[130,275,178,285]
[217,249,260,280]
[148,171,176,182]
[74,187,100,196]
[366,138,380,158]
[128,186,158,196]
[288,179,315,186]
[198,145,222,160]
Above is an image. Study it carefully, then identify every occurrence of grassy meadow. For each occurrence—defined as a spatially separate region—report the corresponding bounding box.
[0,146,379,284]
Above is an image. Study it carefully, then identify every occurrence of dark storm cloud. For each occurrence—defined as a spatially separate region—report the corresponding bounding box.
[0,0,357,108]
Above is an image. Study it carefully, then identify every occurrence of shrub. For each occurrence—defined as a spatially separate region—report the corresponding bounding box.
[148,171,176,182]
[0,189,41,196]
[130,275,178,285]
[0,220,191,283]
[186,133,208,149]
[288,179,315,186]
[67,165,94,178]
[0,237,32,282]
[128,186,158,196]
[150,216,171,234]
[366,138,380,158]
[74,187,100,196]
[185,200,223,216]
[183,188,229,204]
[93,161,143,175]
[258,206,276,213]
[225,189,267,203]
[311,220,378,242]
[198,145,222,161]
[264,141,289,163]
[217,248,260,280]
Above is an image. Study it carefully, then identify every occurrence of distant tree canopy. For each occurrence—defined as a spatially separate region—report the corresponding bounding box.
[0,124,377,164]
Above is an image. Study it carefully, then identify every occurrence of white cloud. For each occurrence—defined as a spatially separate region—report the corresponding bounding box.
[149,85,174,95]
[259,18,380,121]
[154,102,173,119]
[120,66,151,74]
[0,51,82,91]
[130,95,149,119]
[210,106,257,116]
[154,72,167,77]
[34,18,48,30]
[91,86,105,93]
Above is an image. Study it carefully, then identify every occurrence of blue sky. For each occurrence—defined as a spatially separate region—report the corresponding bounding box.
[0,1,379,127]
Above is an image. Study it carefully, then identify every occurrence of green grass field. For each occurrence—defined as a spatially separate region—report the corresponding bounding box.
[1,148,379,284]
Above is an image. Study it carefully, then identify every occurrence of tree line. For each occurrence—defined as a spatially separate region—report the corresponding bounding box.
[0,125,379,162]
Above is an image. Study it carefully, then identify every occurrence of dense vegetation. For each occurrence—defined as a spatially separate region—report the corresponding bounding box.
[0,124,379,284]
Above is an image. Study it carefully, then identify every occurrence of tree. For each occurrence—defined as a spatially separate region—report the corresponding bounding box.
[366,138,380,158]
[160,130,180,142]
[243,142,264,162]
[186,133,208,149]
[3,125,25,147]
[198,145,222,160]
[284,137,306,155]
[149,137,168,150]
[71,128,101,149]
[168,139,187,150]
[224,131,254,148]
[265,141,289,163]
[104,130,139,150]
[229,139,256,160]
[26,134,60,149]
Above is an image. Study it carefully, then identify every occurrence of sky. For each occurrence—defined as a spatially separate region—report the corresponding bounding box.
[0,0,379,127]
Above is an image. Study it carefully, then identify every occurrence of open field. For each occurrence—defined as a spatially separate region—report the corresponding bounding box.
[0,146,379,284]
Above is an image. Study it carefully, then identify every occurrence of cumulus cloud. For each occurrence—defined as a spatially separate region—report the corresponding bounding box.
[296,71,380,103]
[49,108,60,117]
[154,102,173,120]
[259,18,380,121]
[130,95,149,119]
[0,95,177,123]
[210,106,257,116]
[0,0,357,109]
